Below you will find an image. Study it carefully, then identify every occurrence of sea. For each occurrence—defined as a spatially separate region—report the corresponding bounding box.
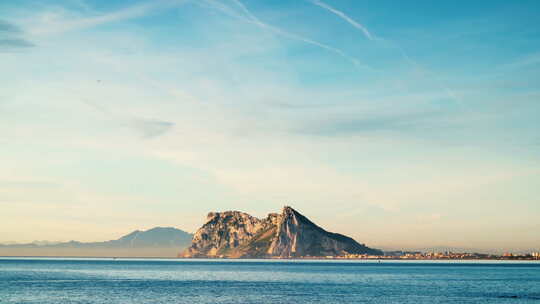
[1,258,539,303]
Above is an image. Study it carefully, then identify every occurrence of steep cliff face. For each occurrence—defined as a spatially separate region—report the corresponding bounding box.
[180,211,265,258]
[267,207,381,257]
[180,206,382,258]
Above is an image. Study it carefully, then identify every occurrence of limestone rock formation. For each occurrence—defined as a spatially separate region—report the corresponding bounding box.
[180,206,382,258]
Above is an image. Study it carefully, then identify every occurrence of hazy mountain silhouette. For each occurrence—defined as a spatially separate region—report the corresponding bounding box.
[0,227,193,257]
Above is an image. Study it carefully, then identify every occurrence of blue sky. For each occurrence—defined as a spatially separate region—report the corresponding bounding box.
[1,0,539,251]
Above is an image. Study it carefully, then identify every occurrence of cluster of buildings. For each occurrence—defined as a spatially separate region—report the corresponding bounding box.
[500,252,540,260]
[388,251,495,260]
[316,251,540,260]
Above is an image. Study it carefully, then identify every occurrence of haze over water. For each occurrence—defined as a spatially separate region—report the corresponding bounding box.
[2,258,540,304]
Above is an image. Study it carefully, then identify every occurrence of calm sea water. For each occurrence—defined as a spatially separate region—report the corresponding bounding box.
[1,258,539,303]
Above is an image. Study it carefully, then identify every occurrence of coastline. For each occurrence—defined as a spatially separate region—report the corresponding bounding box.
[2,255,539,262]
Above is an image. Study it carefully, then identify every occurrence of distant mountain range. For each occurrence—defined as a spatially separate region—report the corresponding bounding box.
[0,227,193,257]
[181,206,382,258]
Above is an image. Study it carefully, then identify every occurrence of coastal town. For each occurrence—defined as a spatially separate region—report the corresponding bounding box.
[311,251,540,261]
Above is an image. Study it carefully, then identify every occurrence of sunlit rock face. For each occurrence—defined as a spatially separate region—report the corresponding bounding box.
[180,211,264,258]
[180,206,382,258]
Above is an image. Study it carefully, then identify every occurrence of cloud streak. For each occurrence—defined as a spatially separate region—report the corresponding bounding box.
[308,1,462,105]
[310,0,374,40]
[0,38,34,49]
[82,99,174,139]
[27,0,187,36]
[298,109,449,137]
[130,119,175,139]
[0,20,22,34]
[498,52,540,71]
[202,0,370,70]
[0,19,35,51]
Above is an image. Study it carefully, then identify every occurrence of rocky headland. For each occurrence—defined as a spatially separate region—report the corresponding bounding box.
[180,206,382,258]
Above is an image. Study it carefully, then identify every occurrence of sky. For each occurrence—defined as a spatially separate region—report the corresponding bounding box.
[1,0,539,252]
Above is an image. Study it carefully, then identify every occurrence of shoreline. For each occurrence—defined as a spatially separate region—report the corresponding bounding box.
[1,255,539,262]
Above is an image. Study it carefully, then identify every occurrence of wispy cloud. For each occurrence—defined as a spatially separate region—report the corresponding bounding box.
[309,0,374,40]
[0,19,34,51]
[82,99,174,139]
[308,1,461,105]
[498,52,540,71]
[0,19,22,34]
[130,119,175,139]
[0,38,34,49]
[26,0,187,36]
[2,0,538,249]
[230,0,259,22]
[298,109,448,137]
[201,0,370,70]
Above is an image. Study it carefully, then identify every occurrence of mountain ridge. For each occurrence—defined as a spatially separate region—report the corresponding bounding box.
[0,227,193,249]
[181,206,382,258]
